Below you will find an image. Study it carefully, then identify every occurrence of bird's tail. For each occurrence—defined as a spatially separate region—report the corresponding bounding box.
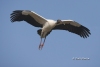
[37,29,42,36]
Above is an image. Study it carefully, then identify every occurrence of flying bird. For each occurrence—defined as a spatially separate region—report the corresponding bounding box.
[10,10,91,50]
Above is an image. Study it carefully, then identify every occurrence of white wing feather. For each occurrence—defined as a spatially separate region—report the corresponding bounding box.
[22,10,47,25]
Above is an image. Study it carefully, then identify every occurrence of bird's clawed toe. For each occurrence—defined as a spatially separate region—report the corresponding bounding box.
[39,44,44,50]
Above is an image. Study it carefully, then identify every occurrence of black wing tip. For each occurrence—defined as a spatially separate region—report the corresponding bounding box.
[81,25,91,34]
[79,25,91,38]
[11,10,23,15]
[11,10,24,15]
[10,10,24,22]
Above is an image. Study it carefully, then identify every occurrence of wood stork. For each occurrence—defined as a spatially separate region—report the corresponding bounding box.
[10,10,91,50]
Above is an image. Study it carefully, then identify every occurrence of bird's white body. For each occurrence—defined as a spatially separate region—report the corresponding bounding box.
[42,20,56,38]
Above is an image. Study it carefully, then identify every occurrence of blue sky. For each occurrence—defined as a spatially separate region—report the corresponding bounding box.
[0,0,100,67]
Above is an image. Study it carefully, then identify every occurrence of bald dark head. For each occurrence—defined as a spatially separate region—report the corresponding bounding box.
[56,19,62,24]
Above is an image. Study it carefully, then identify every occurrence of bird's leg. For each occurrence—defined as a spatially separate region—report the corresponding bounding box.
[41,37,46,49]
[38,31,46,50]
[39,37,42,50]
[39,37,46,50]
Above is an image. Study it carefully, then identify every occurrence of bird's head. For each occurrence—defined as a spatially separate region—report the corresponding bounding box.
[56,19,62,25]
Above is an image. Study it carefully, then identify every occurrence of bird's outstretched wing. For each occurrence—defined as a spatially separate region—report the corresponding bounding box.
[53,20,91,38]
[10,10,47,27]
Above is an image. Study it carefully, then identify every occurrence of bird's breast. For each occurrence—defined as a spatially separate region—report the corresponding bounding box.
[43,22,54,32]
[41,21,56,38]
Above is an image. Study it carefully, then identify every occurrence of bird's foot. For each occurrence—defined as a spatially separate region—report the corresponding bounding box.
[39,44,44,50]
